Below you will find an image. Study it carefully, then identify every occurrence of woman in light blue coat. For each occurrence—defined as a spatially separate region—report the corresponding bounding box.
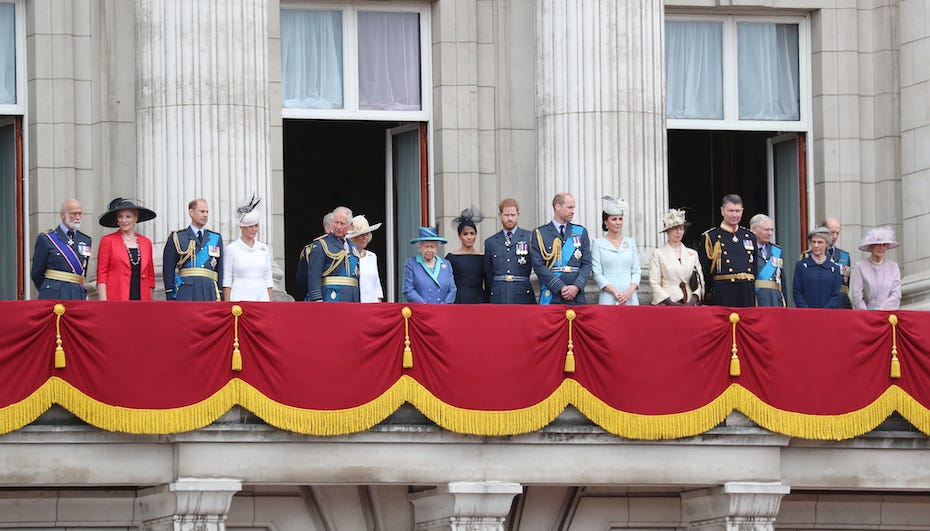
[591,195,641,305]
[403,227,457,304]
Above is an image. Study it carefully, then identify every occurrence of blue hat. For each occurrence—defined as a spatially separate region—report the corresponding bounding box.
[409,226,448,244]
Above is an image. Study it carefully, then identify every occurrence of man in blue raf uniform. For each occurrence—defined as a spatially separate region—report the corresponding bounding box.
[31,198,92,300]
[530,192,592,305]
[750,214,786,306]
[163,198,223,301]
[700,194,758,307]
[799,217,851,307]
[484,198,536,304]
[306,206,361,302]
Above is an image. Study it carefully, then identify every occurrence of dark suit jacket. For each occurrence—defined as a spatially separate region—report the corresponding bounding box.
[483,227,535,304]
[530,222,592,305]
[97,231,156,300]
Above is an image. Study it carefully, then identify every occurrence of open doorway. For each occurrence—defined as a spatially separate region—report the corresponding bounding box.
[668,129,807,303]
[0,116,23,299]
[283,119,427,302]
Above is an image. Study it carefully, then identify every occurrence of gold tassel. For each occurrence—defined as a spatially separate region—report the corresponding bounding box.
[53,304,66,369]
[729,312,741,377]
[231,305,243,372]
[402,307,413,369]
[889,314,900,379]
[565,309,576,373]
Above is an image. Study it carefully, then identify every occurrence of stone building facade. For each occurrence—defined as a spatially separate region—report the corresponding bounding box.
[3,0,930,529]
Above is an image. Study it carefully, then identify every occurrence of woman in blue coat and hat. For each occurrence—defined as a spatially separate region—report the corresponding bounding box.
[403,227,457,304]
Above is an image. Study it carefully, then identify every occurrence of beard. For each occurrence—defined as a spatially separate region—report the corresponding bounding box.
[67,220,81,230]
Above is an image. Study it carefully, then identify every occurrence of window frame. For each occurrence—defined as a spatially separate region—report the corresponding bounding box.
[665,12,811,132]
[281,1,432,122]
[0,0,25,115]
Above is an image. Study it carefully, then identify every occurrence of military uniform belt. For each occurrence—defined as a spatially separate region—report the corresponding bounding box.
[549,266,579,273]
[841,285,849,294]
[45,269,84,285]
[755,280,779,290]
[179,268,218,282]
[714,273,755,281]
[493,275,530,282]
[323,277,359,287]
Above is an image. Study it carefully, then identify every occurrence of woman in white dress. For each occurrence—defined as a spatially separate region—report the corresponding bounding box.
[222,196,273,301]
[348,215,384,303]
[649,209,703,305]
[591,195,640,305]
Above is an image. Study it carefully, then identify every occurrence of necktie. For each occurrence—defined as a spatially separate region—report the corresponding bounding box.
[559,225,565,239]
[67,230,74,243]
[506,231,512,243]
[197,230,203,244]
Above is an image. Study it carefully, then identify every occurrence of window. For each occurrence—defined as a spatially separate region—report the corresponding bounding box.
[281,3,430,120]
[666,14,808,131]
[0,0,20,110]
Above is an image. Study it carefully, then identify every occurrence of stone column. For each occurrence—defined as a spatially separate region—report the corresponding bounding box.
[535,0,667,249]
[681,481,790,531]
[410,481,522,531]
[137,478,242,531]
[135,0,272,264]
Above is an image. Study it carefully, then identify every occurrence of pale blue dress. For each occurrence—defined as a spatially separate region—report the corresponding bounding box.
[591,236,641,305]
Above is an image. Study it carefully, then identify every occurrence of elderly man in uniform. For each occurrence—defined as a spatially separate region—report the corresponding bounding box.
[700,194,758,307]
[530,192,592,305]
[163,198,223,301]
[484,198,535,304]
[306,206,360,302]
[750,213,786,306]
[821,217,852,308]
[31,198,92,300]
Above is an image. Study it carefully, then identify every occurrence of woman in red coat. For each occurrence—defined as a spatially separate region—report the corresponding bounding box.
[96,198,157,300]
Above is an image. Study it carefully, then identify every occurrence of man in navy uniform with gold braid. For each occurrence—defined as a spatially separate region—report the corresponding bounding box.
[699,194,758,307]
[530,192,592,305]
[31,198,92,300]
[306,206,361,302]
[163,198,223,301]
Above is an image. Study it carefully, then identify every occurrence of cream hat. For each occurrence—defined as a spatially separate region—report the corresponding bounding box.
[347,215,382,238]
[660,208,690,232]
[858,226,900,251]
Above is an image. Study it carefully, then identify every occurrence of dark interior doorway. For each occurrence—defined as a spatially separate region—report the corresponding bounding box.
[667,130,777,250]
[283,119,399,300]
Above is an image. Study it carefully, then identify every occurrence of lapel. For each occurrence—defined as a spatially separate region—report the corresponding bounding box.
[187,227,201,251]
[117,233,131,266]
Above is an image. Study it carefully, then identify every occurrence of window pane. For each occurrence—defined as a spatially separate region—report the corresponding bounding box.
[666,21,723,120]
[738,23,799,121]
[280,9,343,109]
[0,3,15,105]
[358,12,421,111]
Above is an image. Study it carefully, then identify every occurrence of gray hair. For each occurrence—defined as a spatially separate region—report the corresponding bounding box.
[721,194,743,207]
[60,198,79,212]
[749,214,771,230]
[807,226,832,242]
[322,212,334,231]
[332,206,353,220]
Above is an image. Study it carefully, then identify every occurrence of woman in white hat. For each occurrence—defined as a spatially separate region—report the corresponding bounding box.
[222,196,273,301]
[648,208,703,305]
[850,226,901,310]
[591,195,640,305]
[348,215,384,303]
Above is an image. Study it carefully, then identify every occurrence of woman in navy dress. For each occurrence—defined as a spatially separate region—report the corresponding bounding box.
[444,208,489,303]
[793,226,843,308]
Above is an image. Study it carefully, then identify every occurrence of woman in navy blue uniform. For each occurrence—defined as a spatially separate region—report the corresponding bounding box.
[793,226,843,308]
[444,208,488,304]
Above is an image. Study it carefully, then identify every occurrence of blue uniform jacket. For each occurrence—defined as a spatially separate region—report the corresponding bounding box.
[31,225,92,300]
[403,255,456,304]
[793,255,842,308]
[483,227,535,304]
[306,233,360,302]
[755,242,786,307]
[162,227,224,301]
[530,222,592,305]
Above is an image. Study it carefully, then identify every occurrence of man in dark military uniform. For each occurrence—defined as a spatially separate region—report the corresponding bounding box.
[484,198,535,304]
[799,217,851,307]
[530,192,592,305]
[700,194,758,307]
[306,206,360,302]
[31,198,92,300]
[750,214,786,306]
[163,198,223,301]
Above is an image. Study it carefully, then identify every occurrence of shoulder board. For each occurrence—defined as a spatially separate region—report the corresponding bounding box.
[313,234,327,242]
[701,228,713,236]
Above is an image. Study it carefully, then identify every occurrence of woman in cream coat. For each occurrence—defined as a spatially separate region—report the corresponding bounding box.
[649,209,704,305]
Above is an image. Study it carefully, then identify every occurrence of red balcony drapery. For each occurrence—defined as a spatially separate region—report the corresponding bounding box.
[0,300,927,440]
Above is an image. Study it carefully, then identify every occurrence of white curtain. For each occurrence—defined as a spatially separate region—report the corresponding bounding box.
[666,21,722,120]
[280,9,343,109]
[358,12,421,111]
[0,3,15,105]
[738,23,800,121]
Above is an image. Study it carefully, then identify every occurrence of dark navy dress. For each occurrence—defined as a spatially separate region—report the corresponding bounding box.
[445,253,489,304]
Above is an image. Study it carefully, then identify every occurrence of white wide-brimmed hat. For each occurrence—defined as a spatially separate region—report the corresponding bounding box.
[660,208,690,232]
[347,215,382,238]
[858,226,900,251]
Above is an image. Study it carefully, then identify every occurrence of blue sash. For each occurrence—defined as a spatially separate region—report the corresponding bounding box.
[540,225,581,305]
[756,244,782,287]
[45,231,84,275]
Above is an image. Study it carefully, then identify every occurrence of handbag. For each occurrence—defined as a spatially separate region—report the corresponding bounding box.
[689,266,700,292]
